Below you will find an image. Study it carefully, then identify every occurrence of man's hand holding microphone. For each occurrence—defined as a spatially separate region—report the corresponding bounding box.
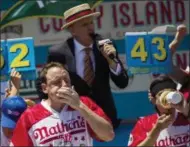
[98,39,118,71]
[89,33,119,72]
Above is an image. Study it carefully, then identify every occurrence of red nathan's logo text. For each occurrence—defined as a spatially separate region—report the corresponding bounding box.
[155,133,190,146]
[33,117,85,141]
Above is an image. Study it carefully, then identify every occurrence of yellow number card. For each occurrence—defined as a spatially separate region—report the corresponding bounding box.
[0,37,36,81]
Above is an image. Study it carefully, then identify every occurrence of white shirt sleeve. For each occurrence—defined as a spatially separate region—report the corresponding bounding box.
[109,63,122,75]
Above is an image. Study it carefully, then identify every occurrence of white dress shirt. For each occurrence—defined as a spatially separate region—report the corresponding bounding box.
[74,39,121,79]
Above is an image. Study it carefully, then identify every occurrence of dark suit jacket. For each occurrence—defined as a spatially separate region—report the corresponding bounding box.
[47,37,129,128]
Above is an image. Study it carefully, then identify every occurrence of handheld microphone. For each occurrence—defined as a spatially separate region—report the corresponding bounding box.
[89,33,116,60]
[89,34,129,79]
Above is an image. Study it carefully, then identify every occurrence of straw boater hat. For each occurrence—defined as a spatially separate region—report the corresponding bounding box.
[61,3,100,29]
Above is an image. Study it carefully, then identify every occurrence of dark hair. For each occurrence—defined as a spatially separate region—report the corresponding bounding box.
[181,75,190,90]
[36,77,48,99]
[150,75,177,97]
[40,62,65,84]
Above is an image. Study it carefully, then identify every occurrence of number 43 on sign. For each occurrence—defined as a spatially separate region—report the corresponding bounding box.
[0,37,36,81]
[125,32,172,75]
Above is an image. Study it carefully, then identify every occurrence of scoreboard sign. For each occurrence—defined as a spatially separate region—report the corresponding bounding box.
[125,32,190,75]
[0,37,36,81]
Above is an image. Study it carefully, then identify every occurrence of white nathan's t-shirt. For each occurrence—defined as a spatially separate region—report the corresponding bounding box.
[11,96,110,146]
[128,112,190,147]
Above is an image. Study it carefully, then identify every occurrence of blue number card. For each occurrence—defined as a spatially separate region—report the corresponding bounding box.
[125,32,190,75]
[0,37,36,81]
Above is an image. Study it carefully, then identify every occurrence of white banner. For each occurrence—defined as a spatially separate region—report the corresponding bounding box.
[1,1,189,46]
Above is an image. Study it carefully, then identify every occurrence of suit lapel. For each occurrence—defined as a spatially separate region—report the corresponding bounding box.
[92,42,109,79]
[64,38,76,73]
[93,43,102,77]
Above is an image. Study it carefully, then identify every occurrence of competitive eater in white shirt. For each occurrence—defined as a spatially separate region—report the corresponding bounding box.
[10,62,114,146]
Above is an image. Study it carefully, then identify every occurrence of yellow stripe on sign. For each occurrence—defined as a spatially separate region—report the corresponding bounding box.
[1,1,24,22]
[91,0,103,9]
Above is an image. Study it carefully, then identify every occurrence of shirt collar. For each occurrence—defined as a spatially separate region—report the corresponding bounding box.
[74,39,93,53]
[41,100,68,118]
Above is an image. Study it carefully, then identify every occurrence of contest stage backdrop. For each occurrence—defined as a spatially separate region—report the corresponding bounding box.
[1,0,189,146]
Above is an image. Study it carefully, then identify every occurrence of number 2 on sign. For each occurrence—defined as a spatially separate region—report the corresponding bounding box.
[131,37,167,62]
[10,43,30,68]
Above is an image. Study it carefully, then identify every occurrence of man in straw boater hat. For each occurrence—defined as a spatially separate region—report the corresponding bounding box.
[43,3,129,129]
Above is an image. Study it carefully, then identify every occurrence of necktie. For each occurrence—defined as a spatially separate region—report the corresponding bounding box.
[83,48,94,86]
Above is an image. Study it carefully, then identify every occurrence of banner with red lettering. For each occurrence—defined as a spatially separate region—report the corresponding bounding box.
[1,1,189,45]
